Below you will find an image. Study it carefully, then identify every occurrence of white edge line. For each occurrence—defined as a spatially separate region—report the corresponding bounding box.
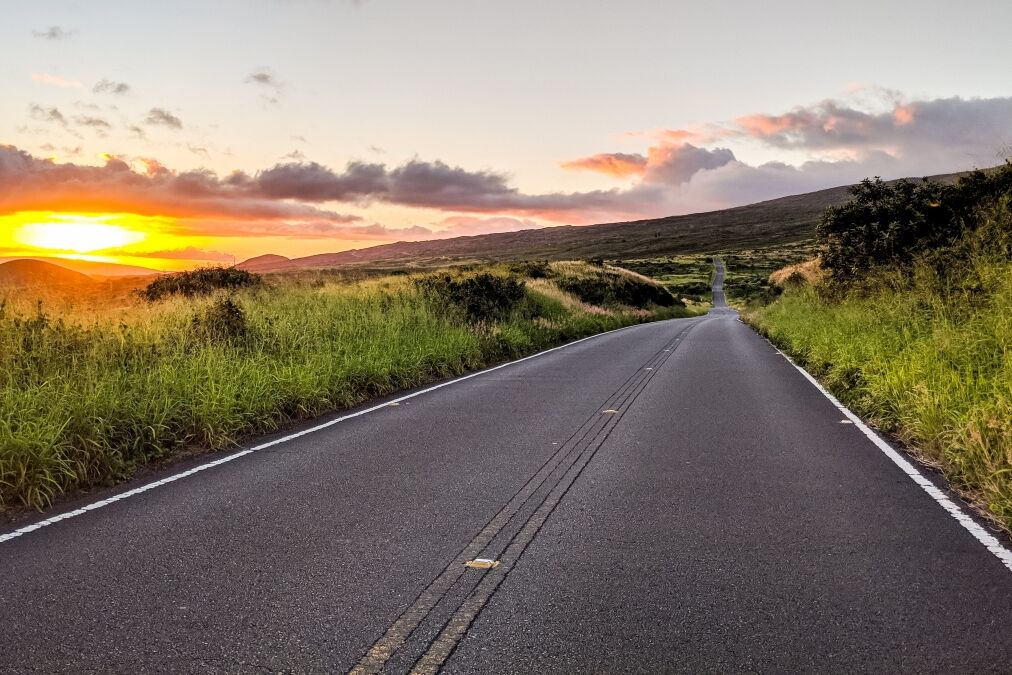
[0,319,679,546]
[772,345,1012,573]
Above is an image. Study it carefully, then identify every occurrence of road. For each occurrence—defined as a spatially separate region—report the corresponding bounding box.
[2,260,1011,673]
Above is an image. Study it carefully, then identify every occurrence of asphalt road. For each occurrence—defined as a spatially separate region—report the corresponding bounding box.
[2,260,1011,673]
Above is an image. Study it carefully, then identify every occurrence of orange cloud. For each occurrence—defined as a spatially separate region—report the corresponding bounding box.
[893,105,915,125]
[560,153,647,178]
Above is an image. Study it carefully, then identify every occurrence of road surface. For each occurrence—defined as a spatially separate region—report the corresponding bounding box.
[2,260,1011,673]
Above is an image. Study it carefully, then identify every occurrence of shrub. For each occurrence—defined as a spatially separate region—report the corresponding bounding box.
[191,297,251,344]
[819,162,1012,285]
[141,267,262,301]
[507,260,552,279]
[557,272,679,308]
[415,272,527,323]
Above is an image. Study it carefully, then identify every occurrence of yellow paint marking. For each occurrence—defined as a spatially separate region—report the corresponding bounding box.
[464,558,500,570]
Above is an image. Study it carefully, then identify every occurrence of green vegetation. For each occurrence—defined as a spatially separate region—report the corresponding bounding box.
[747,164,1012,530]
[0,261,696,511]
[617,255,713,303]
[139,266,263,301]
[718,241,819,306]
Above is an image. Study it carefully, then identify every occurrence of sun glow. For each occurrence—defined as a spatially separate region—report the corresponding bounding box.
[15,215,147,253]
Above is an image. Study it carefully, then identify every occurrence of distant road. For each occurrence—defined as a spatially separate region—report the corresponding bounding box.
[2,260,1011,672]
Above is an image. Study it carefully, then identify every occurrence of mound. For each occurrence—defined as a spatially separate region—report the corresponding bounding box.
[0,259,95,289]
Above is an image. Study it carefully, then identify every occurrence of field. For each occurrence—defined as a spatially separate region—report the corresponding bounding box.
[615,255,714,302]
[0,261,699,512]
[717,241,820,305]
[619,241,819,307]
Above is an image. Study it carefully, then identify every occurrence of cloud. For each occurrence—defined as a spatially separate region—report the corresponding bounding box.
[561,144,735,185]
[122,246,235,262]
[0,145,362,236]
[246,69,283,91]
[73,116,112,135]
[93,79,130,95]
[561,153,647,178]
[31,73,83,89]
[144,108,183,129]
[28,104,67,126]
[559,91,1012,219]
[32,26,74,40]
[246,69,284,104]
[250,159,635,221]
[3,91,1010,246]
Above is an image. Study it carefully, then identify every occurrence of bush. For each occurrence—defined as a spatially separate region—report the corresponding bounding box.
[557,272,679,308]
[819,162,1012,284]
[191,297,251,344]
[415,272,527,323]
[508,260,552,279]
[141,267,262,301]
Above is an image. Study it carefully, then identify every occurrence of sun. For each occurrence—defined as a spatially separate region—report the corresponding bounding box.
[15,216,147,253]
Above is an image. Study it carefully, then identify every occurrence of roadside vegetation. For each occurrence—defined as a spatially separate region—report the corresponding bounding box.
[615,255,715,303]
[0,261,697,511]
[746,163,1012,530]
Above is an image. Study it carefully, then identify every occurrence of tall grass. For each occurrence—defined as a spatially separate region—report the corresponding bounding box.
[0,262,695,511]
[746,202,1012,529]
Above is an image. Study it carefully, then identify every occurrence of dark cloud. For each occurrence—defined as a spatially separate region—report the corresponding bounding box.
[32,26,74,40]
[246,69,283,90]
[249,159,631,220]
[0,144,362,233]
[144,107,183,129]
[28,104,67,126]
[73,116,112,130]
[641,144,736,185]
[187,145,210,158]
[93,79,131,95]
[246,69,284,104]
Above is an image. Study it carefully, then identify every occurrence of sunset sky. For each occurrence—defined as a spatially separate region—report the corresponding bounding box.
[3,0,1012,270]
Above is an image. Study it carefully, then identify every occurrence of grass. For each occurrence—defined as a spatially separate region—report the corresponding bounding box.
[745,206,1012,530]
[0,261,699,512]
[614,255,714,303]
[717,241,819,306]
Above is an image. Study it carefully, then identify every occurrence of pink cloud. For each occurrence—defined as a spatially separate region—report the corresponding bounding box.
[560,153,647,178]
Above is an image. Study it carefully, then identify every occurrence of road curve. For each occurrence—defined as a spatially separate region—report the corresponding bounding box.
[2,261,1011,672]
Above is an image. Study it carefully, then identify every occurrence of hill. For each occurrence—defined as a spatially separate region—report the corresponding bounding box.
[0,257,160,278]
[0,259,95,289]
[239,172,966,273]
[239,254,292,273]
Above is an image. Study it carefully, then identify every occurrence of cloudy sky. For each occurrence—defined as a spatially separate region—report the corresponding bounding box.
[2,0,1012,268]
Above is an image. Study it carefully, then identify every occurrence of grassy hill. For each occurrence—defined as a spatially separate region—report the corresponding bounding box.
[240,172,966,272]
[0,259,95,289]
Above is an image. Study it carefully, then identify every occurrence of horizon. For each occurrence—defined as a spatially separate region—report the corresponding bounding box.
[3,0,1012,270]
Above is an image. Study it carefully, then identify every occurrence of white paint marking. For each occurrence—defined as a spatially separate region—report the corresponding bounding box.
[774,348,1012,573]
[0,320,674,546]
